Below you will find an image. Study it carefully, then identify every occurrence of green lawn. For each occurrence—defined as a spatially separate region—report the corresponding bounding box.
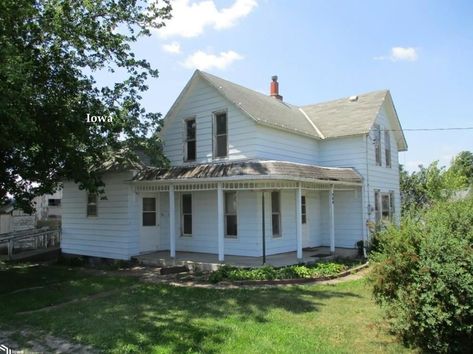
[0,263,414,354]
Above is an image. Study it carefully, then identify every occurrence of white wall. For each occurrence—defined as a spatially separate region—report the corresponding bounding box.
[161,77,320,167]
[252,125,319,164]
[158,190,262,257]
[161,78,258,166]
[62,172,138,260]
[317,102,401,242]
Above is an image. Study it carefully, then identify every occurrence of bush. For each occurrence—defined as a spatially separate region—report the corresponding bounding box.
[370,198,473,353]
[208,262,349,283]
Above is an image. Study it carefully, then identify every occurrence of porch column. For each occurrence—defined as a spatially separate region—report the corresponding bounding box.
[169,185,176,258]
[329,184,335,254]
[217,182,224,262]
[296,184,303,260]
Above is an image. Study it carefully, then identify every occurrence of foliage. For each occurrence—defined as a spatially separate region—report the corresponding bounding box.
[400,159,468,214]
[370,197,473,353]
[450,151,473,184]
[208,262,350,283]
[0,0,172,212]
[0,264,411,353]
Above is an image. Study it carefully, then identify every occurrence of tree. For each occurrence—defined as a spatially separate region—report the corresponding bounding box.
[400,160,467,214]
[0,0,172,212]
[450,151,473,184]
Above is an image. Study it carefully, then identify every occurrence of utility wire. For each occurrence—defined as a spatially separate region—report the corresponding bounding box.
[386,127,473,132]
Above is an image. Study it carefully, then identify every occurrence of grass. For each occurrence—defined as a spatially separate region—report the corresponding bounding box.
[0,262,415,354]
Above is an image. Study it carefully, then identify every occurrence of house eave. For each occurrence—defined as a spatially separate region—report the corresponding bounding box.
[131,174,362,187]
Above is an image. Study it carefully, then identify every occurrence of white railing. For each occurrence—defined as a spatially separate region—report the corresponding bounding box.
[0,227,61,260]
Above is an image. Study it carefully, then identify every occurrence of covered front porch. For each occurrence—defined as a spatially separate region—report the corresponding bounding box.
[133,160,364,263]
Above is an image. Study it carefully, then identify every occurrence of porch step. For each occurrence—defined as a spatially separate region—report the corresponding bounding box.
[132,255,223,272]
[160,265,189,275]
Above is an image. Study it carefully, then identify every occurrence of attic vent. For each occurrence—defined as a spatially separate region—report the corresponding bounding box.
[349,95,359,102]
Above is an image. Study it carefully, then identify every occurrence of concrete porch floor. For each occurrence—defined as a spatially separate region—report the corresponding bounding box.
[134,247,357,270]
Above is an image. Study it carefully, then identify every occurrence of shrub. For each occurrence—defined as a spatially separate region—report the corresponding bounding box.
[208,261,350,283]
[370,197,473,353]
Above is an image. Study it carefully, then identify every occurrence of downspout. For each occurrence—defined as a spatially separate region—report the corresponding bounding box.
[363,133,370,258]
[262,191,266,265]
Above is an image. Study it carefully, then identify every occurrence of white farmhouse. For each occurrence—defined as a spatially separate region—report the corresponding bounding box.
[61,70,407,261]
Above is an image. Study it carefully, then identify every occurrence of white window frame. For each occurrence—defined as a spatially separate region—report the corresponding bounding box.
[212,110,228,159]
[142,197,157,227]
[271,191,282,238]
[301,195,307,224]
[224,191,238,238]
[385,130,391,168]
[86,193,97,217]
[183,117,196,162]
[374,190,394,226]
[374,124,382,166]
[181,193,193,236]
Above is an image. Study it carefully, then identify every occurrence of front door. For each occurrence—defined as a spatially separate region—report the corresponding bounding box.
[302,194,310,247]
[140,193,160,253]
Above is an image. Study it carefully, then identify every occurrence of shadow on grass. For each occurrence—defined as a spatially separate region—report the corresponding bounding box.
[8,281,361,353]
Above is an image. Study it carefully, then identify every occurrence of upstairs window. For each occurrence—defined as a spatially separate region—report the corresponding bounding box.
[87,193,97,217]
[374,124,382,166]
[385,130,391,168]
[225,191,237,237]
[214,112,228,158]
[301,196,307,224]
[142,197,156,226]
[184,118,196,161]
[271,191,281,237]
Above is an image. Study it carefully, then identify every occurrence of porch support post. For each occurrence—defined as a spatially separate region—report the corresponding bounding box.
[296,183,303,260]
[217,182,224,262]
[169,185,176,258]
[329,184,335,254]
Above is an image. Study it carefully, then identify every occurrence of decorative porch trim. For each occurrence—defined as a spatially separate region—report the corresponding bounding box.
[134,179,360,193]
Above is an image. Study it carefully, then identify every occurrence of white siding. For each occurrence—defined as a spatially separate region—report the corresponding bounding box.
[317,101,401,246]
[365,105,401,224]
[319,189,363,248]
[62,172,138,260]
[252,125,319,164]
[161,77,319,166]
[158,190,262,257]
[161,78,258,166]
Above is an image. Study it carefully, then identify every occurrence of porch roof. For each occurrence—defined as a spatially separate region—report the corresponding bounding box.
[133,160,362,185]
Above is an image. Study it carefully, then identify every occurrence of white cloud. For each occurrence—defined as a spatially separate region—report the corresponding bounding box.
[162,42,181,54]
[183,50,243,70]
[374,47,418,62]
[158,0,257,38]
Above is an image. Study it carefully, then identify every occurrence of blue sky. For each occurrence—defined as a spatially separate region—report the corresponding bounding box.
[127,0,473,171]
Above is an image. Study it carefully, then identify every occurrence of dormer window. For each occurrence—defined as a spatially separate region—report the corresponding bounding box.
[184,118,196,162]
[213,112,228,158]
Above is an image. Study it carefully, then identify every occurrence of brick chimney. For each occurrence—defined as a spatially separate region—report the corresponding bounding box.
[270,75,283,101]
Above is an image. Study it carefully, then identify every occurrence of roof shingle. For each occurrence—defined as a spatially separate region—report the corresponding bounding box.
[134,160,362,184]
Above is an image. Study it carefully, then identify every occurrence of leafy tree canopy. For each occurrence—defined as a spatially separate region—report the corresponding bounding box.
[400,152,471,214]
[0,0,172,212]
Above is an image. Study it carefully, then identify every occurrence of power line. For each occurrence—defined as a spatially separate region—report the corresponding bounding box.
[385,127,473,132]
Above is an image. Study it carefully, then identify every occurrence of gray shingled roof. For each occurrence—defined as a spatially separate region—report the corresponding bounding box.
[162,70,407,150]
[199,72,319,138]
[134,160,362,184]
[301,90,389,139]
